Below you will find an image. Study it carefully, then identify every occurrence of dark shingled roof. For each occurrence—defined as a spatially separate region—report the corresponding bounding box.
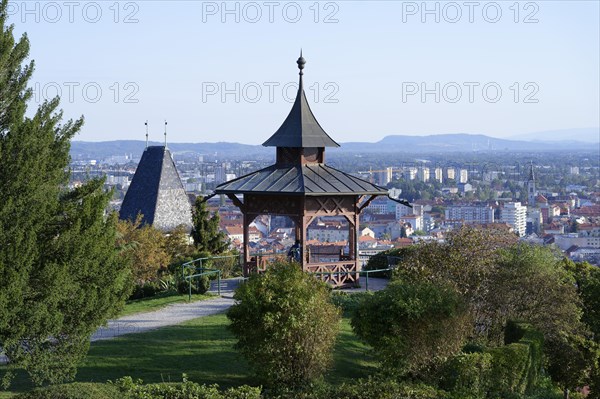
[119,146,192,231]
[215,164,387,196]
[262,56,339,148]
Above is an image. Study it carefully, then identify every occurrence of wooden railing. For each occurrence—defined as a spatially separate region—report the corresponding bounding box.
[247,253,287,274]
[305,261,358,287]
[246,254,359,287]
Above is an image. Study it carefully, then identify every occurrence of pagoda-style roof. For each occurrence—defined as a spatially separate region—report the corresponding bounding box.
[216,164,386,196]
[262,53,339,148]
[215,54,387,199]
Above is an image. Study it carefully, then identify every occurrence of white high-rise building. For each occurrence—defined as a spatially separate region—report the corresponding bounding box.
[459,169,468,183]
[404,167,417,180]
[377,167,393,186]
[434,167,443,183]
[417,167,430,182]
[570,166,580,175]
[501,202,527,237]
[446,167,456,181]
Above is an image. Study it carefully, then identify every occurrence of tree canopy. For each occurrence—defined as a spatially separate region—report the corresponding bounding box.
[0,1,130,386]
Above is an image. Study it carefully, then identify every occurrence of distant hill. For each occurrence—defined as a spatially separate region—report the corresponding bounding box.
[339,133,592,153]
[70,140,270,160]
[508,128,599,143]
[71,132,596,160]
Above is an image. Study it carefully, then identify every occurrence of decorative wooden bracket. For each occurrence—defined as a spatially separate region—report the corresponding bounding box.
[226,193,245,212]
[358,195,378,213]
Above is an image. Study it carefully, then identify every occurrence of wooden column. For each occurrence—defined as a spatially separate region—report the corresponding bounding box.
[301,215,308,269]
[353,211,360,278]
[242,212,250,276]
[348,217,355,259]
[294,220,301,243]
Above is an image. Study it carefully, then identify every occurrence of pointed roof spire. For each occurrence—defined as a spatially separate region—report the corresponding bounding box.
[297,49,305,76]
[528,161,535,181]
[263,53,339,148]
[164,120,168,147]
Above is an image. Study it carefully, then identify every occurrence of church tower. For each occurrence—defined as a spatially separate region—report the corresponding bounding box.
[527,162,536,206]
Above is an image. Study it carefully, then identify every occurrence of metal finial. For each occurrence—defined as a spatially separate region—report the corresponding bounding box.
[164,120,168,147]
[145,120,148,148]
[297,50,305,75]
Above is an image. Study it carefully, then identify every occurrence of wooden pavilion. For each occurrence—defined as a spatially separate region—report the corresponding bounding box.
[215,54,388,286]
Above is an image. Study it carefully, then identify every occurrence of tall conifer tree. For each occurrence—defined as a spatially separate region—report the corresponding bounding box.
[0,0,131,386]
[191,196,228,255]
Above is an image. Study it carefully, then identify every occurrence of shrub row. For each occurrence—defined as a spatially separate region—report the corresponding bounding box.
[13,374,560,399]
[14,382,122,399]
[14,378,446,399]
[440,321,544,399]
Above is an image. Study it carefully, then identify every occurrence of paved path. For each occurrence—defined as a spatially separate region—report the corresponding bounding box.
[340,277,389,293]
[91,276,388,341]
[91,278,244,342]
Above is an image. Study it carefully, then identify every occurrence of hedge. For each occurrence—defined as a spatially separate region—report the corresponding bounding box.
[265,378,447,399]
[113,376,262,399]
[440,352,493,399]
[12,378,447,399]
[14,383,122,399]
[441,322,544,399]
[503,321,544,391]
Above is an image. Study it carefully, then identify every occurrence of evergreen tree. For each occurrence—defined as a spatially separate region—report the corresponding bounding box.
[0,1,131,386]
[191,196,228,255]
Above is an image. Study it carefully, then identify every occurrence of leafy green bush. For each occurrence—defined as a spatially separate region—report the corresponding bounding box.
[227,261,341,388]
[330,291,373,317]
[332,378,446,399]
[351,279,471,377]
[112,376,261,399]
[129,284,145,300]
[487,343,531,397]
[14,382,122,399]
[207,253,243,278]
[440,323,546,399]
[264,377,446,399]
[363,247,416,278]
[177,275,210,295]
[504,321,544,391]
[439,352,492,399]
[196,275,211,294]
[142,281,160,297]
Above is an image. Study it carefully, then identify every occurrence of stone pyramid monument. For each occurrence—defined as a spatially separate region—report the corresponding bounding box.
[119,146,192,231]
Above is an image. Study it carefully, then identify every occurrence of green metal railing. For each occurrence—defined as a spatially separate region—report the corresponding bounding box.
[181,253,396,296]
[182,255,242,300]
[181,254,243,276]
[184,269,221,300]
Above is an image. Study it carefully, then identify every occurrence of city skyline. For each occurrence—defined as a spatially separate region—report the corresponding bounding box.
[9,1,600,143]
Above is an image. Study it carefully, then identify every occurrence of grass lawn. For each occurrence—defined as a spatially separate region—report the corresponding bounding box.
[120,291,215,317]
[1,314,376,395]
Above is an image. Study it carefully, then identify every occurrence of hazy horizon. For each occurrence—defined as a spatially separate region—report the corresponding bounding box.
[71,127,600,145]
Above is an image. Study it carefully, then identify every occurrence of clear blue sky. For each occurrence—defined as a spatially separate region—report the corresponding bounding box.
[9,0,600,144]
